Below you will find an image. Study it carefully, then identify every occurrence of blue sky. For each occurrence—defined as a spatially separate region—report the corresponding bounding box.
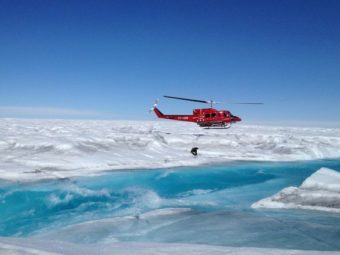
[0,0,340,124]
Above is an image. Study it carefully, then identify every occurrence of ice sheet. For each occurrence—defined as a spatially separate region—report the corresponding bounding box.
[252,168,340,212]
[1,119,340,181]
[1,238,340,255]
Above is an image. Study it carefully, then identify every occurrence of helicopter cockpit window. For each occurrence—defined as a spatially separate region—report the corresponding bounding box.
[211,113,216,118]
[205,113,210,118]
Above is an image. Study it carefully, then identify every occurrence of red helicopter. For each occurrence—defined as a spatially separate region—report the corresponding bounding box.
[151,96,263,128]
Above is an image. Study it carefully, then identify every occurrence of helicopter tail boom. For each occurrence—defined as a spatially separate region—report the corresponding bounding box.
[153,107,165,118]
[153,107,195,122]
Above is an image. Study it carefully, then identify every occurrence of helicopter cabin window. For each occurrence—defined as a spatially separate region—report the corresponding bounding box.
[205,113,211,118]
[211,113,216,118]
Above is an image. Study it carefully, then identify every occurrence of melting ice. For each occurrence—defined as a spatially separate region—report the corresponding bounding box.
[1,160,340,254]
[1,119,340,254]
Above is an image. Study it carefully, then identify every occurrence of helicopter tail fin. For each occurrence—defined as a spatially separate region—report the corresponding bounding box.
[149,99,165,118]
[153,107,164,118]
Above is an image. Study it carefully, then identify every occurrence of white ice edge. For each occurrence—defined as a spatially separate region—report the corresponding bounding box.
[33,207,194,242]
[252,167,340,213]
[1,119,340,181]
[1,238,340,255]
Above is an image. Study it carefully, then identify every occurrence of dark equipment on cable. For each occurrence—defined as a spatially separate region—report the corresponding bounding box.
[191,147,199,156]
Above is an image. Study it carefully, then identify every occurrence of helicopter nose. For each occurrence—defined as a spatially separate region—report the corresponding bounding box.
[233,116,241,122]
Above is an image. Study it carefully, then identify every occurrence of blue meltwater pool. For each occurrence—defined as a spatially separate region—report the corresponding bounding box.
[1,160,340,250]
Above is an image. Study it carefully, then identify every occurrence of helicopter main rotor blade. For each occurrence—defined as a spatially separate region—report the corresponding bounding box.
[163,95,209,104]
[164,96,263,105]
[215,101,263,105]
[230,102,264,105]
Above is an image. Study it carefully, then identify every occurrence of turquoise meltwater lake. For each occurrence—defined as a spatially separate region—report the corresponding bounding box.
[1,160,340,250]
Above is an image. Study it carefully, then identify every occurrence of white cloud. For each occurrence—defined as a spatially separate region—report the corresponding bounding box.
[0,106,113,119]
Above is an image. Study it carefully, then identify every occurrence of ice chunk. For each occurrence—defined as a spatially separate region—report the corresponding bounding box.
[252,168,340,213]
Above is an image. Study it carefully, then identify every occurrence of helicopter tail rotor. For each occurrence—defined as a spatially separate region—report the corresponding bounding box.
[149,99,159,113]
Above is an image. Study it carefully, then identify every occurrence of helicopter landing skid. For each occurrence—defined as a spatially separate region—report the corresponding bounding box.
[203,123,232,129]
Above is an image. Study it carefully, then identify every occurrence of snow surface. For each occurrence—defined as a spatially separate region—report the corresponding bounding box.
[0,238,340,255]
[252,168,340,213]
[1,118,340,181]
[2,119,340,254]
